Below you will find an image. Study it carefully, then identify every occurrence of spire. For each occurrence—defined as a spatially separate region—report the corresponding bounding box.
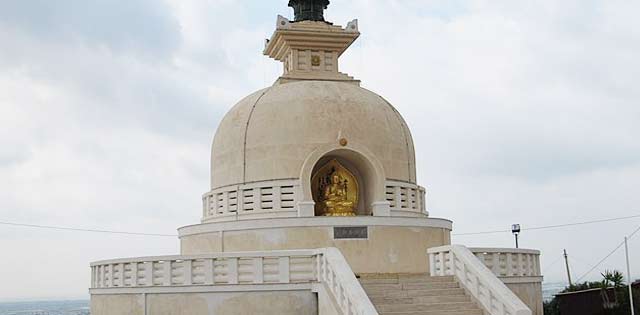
[264,2,359,85]
[288,0,330,22]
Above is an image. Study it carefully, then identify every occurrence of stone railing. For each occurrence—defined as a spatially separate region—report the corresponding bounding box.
[91,248,378,315]
[91,250,316,288]
[319,248,379,315]
[202,179,428,222]
[469,248,541,278]
[202,179,300,222]
[385,181,427,216]
[428,245,531,315]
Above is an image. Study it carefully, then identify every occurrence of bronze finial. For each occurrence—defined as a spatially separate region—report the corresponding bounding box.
[288,0,330,22]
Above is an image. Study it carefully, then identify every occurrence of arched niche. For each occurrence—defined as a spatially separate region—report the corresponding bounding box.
[311,157,365,216]
[299,143,387,216]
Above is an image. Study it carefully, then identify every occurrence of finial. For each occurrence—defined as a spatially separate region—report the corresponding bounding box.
[288,0,330,22]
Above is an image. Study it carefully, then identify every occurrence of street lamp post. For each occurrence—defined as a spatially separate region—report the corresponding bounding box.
[512,224,521,248]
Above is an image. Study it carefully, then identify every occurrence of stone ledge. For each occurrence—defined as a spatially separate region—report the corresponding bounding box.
[179,216,453,237]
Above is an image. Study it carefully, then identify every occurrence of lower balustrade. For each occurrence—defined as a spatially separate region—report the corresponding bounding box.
[428,245,532,315]
[90,248,378,315]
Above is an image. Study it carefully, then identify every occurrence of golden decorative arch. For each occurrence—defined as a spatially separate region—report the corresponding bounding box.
[311,159,358,216]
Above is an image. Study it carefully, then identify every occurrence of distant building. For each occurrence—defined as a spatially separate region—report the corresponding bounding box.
[555,283,639,315]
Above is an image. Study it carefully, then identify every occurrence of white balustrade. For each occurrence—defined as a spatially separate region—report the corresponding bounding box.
[318,248,379,315]
[202,179,300,222]
[91,248,378,315]
[428,245,532,315]
[203,179,428,222]
[91,250,317,288]
[469,248,541,278]
[385,180,427,216]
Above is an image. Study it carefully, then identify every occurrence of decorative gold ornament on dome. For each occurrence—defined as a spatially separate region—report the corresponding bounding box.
[311,159,358,216]
[311,55,321,66]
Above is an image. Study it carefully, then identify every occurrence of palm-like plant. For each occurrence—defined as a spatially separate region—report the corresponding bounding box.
[602,270,625,288]
[601,270,625,309]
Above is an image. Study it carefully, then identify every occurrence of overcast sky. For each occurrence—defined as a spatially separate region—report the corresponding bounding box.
[1,0,639,301]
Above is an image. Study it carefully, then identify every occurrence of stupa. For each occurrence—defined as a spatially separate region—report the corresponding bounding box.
[89,2,544,315]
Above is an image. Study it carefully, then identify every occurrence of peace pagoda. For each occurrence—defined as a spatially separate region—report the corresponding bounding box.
[89,2,544,315]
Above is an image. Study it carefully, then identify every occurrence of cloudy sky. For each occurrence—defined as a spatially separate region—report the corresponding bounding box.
[1,0,639,301]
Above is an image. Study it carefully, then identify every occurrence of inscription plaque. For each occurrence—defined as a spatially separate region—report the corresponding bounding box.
[333,226,368,239]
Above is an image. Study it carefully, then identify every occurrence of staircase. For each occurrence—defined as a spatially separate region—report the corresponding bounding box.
[359,274,483,315]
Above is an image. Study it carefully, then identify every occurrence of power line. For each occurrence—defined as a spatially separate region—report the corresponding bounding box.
[453,214,640,236]
[2,213,639,239]
[575,225,640,282]
[542,253,565,274]
[0,221,177,237]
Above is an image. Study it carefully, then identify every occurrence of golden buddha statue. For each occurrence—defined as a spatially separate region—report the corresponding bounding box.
[311,159,358,216]
[323,171,356,216]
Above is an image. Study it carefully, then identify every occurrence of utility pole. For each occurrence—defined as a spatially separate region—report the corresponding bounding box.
[564,249,573,286]
[625,237,635,315]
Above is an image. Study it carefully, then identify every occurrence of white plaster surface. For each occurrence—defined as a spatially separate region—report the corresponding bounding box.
[210,81,416,189]
[180,219,452,274]
[91,291,317,315]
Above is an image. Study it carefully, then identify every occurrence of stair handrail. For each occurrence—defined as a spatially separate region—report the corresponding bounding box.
[428,245,531,315]
[318,247,379,315]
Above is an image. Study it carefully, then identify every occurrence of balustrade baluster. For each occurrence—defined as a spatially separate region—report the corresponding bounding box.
[487,289,493,314]
[204,259,214,284]
[254,187,262,210]
[108,264,114,287]
[497,300,505,315]
[394,186,401,210]
[131,262,138,286]
[119,263,125,287]
[237,188,245,213]
[212,193,218,215]
[273,186,281,211]
[254,257,264,284]
[429,253,435,276]
[145,262,154,286]
[506,253,513,276]
[163,261,172,286]
[460,261,467,285]
[278,256,290,283]
[99,266,103,288]
[228,258,239,284]
[474,275,480,297]
[184,260,193,285]
[222,191,229,214]
[449,251,456,275]
[492,252,500,275]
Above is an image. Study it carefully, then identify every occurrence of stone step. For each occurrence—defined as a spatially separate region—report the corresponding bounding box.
[359,275,455,285]
[371,294,471,305]
[398,275,455,283]
[379,309,483,315]
[361,274,483,315]
[402,282,460,290]
[377,302,479,313]
[367,288,466,299]
[363,282,460,295]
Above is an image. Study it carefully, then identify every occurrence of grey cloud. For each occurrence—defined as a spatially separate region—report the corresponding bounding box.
[0,0,181,58]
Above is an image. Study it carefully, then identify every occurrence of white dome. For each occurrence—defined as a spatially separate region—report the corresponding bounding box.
[210,80,416,189]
